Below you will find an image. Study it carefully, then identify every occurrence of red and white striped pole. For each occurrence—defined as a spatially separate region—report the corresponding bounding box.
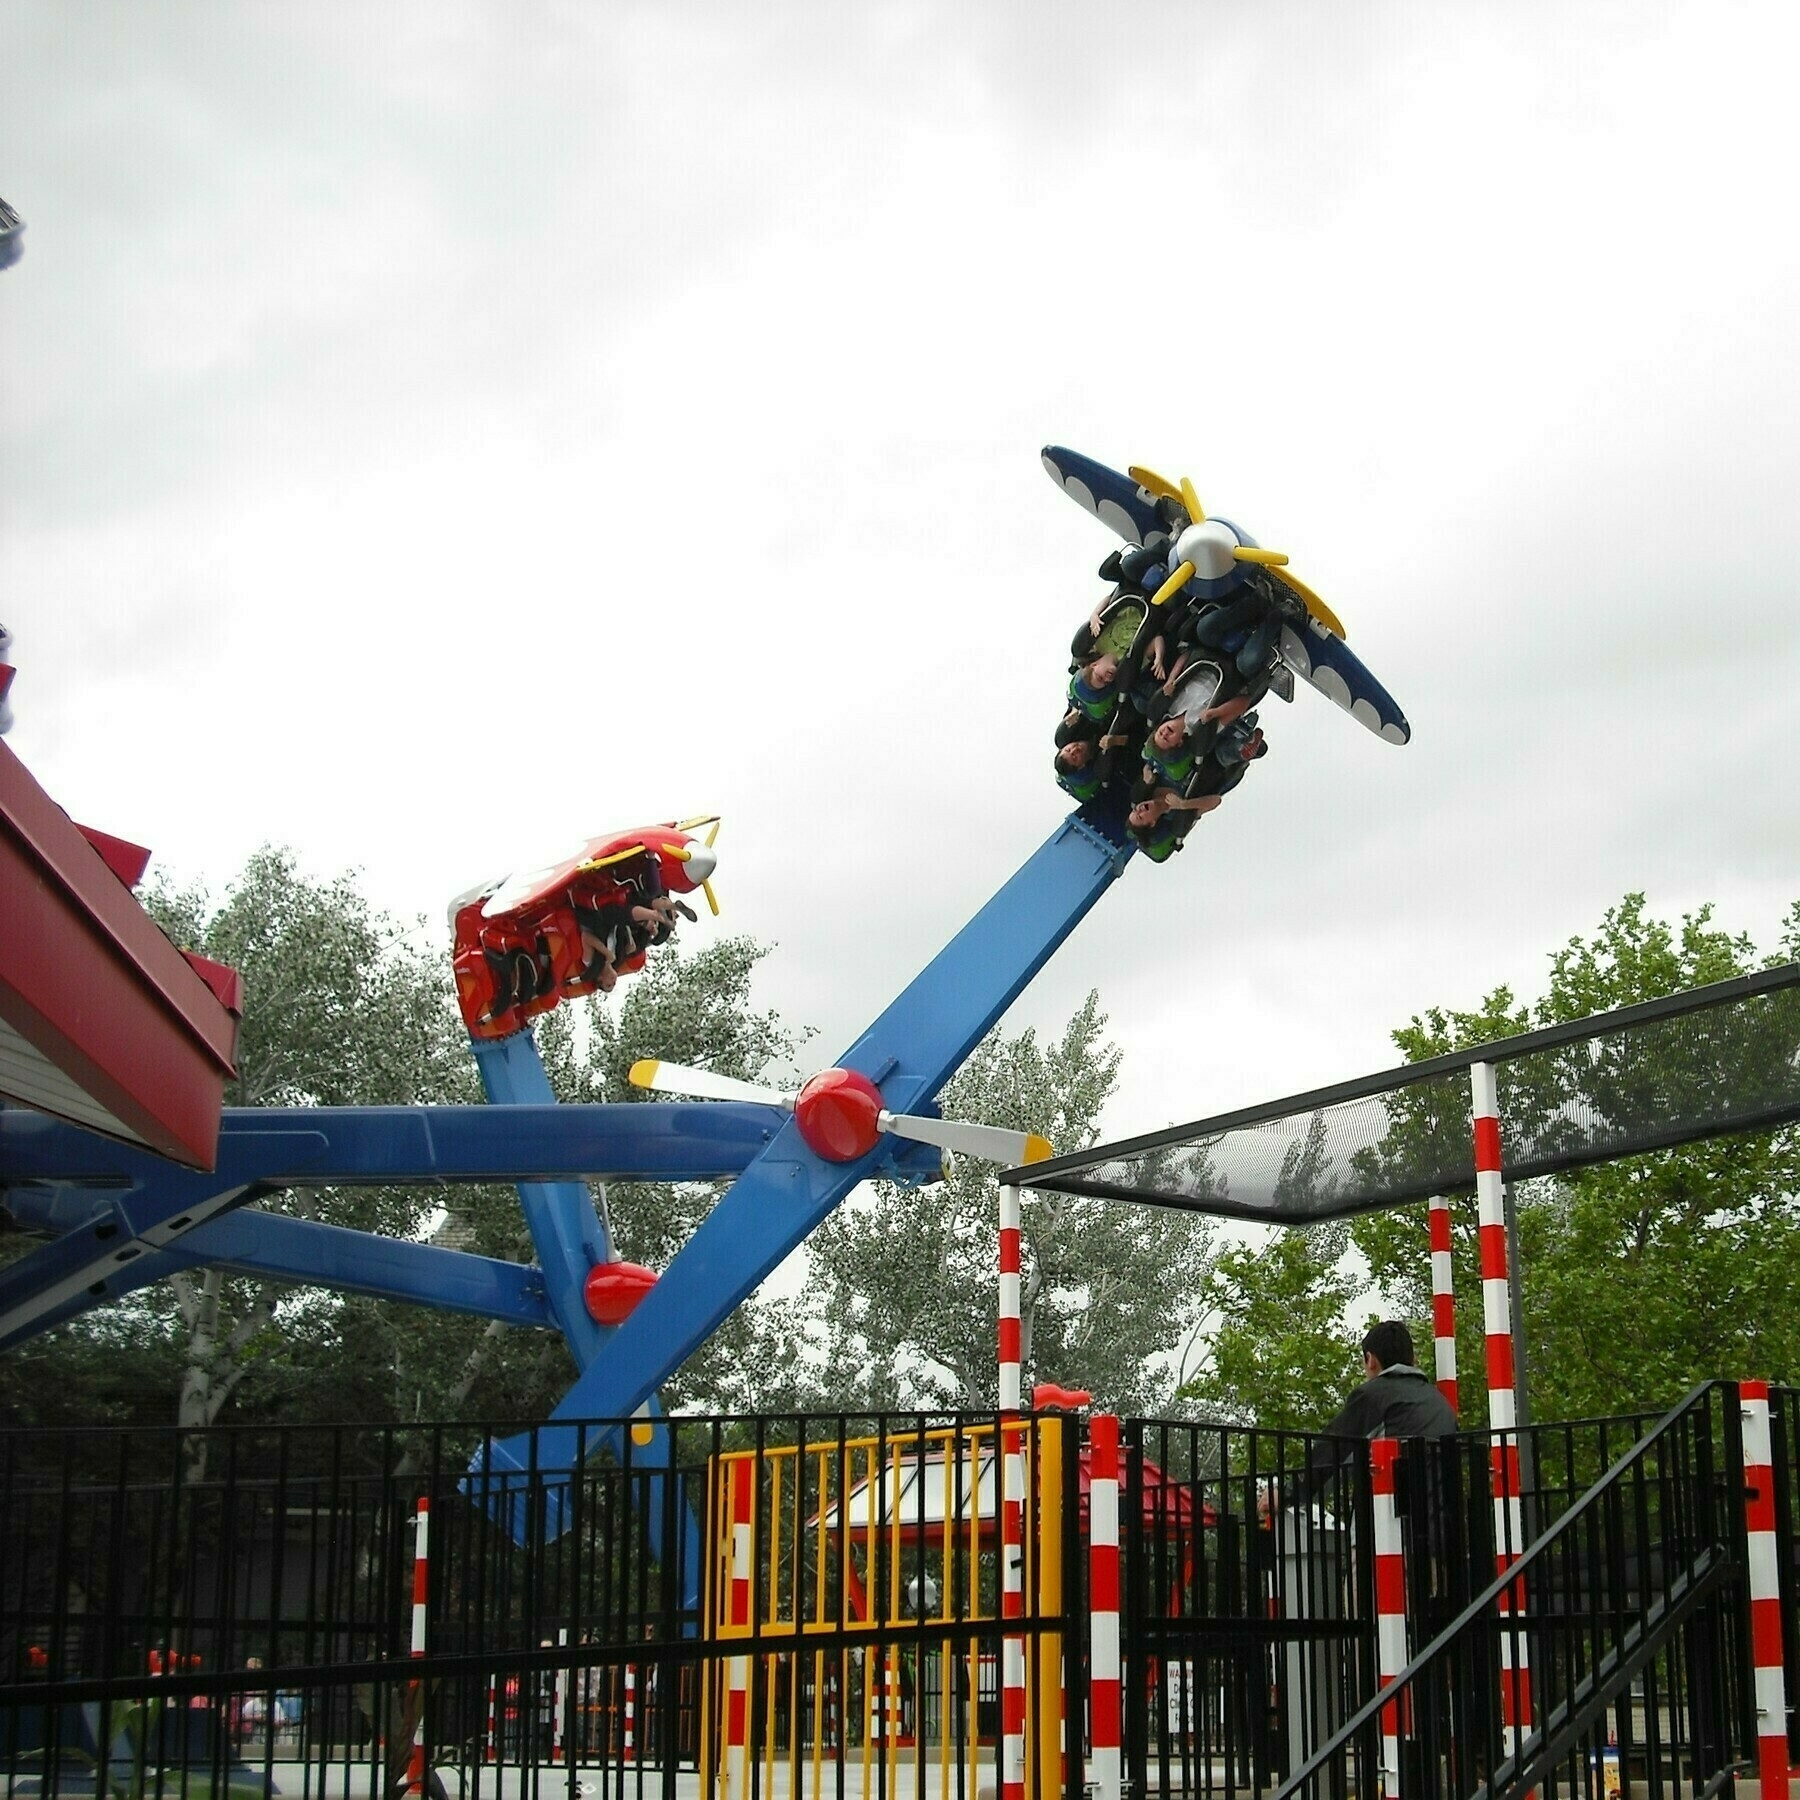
[724,1462,754,1800]
[999,1180,1027,1800]
[485,1676,498,1765]
[408,1497,430,1797]
[1088,1414,1122,1800]
[1741,1383,1792,1799]
[1428,1195,1459,1415]
[1472,1063,1532,1764]
[1370,1440,1409,1800]
[1000,1179,1023,1421]
[623,1663,637,1765]
[551,1627,568,1765]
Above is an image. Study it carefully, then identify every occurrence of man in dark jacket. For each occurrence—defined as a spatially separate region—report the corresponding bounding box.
[1295,1321,1458,1501]
[1326,1321,1458,1439]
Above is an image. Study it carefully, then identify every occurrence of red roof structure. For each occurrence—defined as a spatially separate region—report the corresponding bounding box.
[0,738,240,1169]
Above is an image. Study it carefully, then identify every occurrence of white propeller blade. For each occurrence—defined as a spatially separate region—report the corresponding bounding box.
[628,1060,795,1107]
[879,1112,1052,1166]
[629,1059,1053,1166]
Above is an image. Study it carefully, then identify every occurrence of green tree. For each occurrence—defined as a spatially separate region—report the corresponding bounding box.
[1177,1223,1364,1430]
[798,995,1215,1414]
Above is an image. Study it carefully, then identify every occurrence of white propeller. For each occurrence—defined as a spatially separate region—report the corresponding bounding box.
[629,1063,796,1107]
[629,1059,1053,1167]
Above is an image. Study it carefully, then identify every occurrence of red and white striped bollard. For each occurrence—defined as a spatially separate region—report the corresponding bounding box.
[1472,1063,1532,1765]
[724,1461,754,1800]
[408,1497,429,1797]
[623,1663,637,1765]
[999,1181,1027,1800]
[1741,1383,1792,1800]
[550,1626,568,1764]
[1428,1194,1459,1414]
[1371,1440,1409,1800]
[1088,1414,1122,1800]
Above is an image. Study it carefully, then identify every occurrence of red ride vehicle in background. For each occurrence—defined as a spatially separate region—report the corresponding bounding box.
[450,817,719,1039]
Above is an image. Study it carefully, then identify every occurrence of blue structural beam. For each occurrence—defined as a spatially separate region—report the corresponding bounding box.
[467,1032,612,1370]
[0,1099,781,1352]
[0,1162,272,1351]
[0,1099,784,1188]
[2,1186,553,1328]
[482,812,1130,1479]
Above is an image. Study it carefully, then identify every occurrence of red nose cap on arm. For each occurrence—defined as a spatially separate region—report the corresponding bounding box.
[793,1067,885,1162]
[584,1260,658,1326]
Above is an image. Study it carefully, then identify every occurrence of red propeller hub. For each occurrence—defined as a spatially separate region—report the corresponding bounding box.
[584,1260,658,1327]
[793,1067,885,1163]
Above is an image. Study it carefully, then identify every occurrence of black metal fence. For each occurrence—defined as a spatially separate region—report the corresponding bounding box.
[1263,1383,1787,1800]
[0,1411,1082,1800]
[1,1393,1795,1800]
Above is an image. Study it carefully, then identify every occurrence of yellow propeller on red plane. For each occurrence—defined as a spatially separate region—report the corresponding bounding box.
[667,815,722,916]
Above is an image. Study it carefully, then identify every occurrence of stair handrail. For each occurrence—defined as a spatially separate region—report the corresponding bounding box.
[1269,1378,1734,1800]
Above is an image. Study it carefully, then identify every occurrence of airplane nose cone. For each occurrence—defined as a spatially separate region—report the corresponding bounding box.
[793,1068,884,1162]
[682,846,717,885]
[1173,519,1241,581]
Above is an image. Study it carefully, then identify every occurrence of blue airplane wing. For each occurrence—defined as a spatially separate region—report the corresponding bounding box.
[1041,446,1172,548]
[1278,619,1411,745]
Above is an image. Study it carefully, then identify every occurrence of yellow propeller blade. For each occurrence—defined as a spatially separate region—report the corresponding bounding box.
[662,842,692,862]
[673,813,721,834]
[1127,464,1183,504]
[1022,1134,1053,1164]
[1232,546,1290,567]
[1268,564,1348,640]
[704,818,721,848]
[1148,560,1196,610]
[1180,477,1205,526]
[701,878,720,917]
[628,1059,661,1090]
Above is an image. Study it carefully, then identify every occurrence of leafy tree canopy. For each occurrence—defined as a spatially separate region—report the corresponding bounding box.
[1173,895,1800,1432]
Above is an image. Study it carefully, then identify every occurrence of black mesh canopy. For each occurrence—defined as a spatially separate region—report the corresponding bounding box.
[1008,965,1800,1221]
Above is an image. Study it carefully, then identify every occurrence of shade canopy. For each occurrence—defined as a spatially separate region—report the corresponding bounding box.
[1005,965,1800,1224]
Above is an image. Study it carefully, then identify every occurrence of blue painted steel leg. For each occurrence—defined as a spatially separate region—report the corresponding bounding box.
[466,1029,700,1585]
[469,1030,615,1371]
[486,812,1130,1480]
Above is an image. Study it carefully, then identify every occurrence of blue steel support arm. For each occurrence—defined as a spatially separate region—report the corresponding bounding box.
[0,1203,554,1349]
[465,1031,616,1371]
[503,813,1128,1456]
[0,1099,781,1353]
[0,1100,783,1187]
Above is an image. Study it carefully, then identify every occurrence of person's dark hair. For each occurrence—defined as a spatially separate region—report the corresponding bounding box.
[1361,1320,1415,1370]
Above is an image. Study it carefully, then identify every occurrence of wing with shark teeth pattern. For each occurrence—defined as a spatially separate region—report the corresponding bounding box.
[1277,619,1411,744]
[1041,445,1174,548]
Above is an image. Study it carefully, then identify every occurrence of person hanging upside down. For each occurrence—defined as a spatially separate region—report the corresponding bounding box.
[1066,652,1121,724]
[1138,712,1199,794]
[1054,739,1105,805]
[1125,791,1221,862]
[1127,716,1269,860]
[573,897,663,991]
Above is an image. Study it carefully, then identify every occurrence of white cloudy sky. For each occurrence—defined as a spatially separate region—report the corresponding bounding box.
[6,1,1800,1157]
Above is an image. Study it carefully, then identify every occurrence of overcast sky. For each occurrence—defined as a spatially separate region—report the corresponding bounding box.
[7,2,1800,1166]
